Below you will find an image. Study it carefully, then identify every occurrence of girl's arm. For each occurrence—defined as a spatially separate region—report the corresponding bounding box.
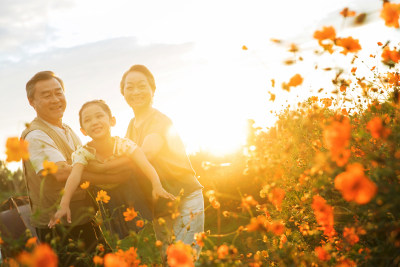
[48,163,85,228]
[130,148,175,201]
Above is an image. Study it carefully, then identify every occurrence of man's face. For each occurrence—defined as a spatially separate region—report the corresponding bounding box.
[123,71,154,110]
[29,78,66,126]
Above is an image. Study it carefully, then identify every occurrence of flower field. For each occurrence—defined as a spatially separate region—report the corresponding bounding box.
[1,2,400,266]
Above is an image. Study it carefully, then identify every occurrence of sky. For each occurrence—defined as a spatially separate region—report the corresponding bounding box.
[1,0,398,169]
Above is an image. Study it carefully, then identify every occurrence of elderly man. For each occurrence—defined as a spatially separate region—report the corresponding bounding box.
[21,71,129,266]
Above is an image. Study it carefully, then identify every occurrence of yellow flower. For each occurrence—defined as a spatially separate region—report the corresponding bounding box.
[96,190,110,203]
[80,181,90,189]
[5,137,29,162]
[42,160,58,176]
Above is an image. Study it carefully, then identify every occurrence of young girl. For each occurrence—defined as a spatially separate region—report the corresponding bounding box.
[48,100,175,237]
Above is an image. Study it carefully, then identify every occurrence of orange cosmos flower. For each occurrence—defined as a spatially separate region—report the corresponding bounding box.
[42,160,58,176]
[366,117,391,139]
[268,221,285,236]
[18,243,58,267]
[116,247,141,267]
[320,98,332,108]
[136,220,144,228]
[336,37,362,55]
[217,244,229,259]
[93,255,104,265]
[155,240,163,248]
[313,26,336,45]
[104,253,128,267]
[5,137,29,162]
[380,2,400,28]
[194,232,206,247]
[310,96,318,102]
[335,163,377,204]
[315,246,331,261]
[25,237,38,248]
[96,190,110,204]
[387,72,400,86]
[123,207,138,221]
[242,45,248,50]
[343,227,359,245]
[288,74,303,87]
[340,7,356,17]
[0,236,3,245]
[246,215,269,232]
[312,195,336,237]
[381,46,400,64]
[80,181,90,189]
[167,241,194,267]
[268,187,285,211]
[241,195,259,210]
[323,117,351,166]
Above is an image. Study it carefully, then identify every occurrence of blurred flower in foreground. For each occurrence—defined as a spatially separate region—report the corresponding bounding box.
[366,117,391,139]
[268,187,285,211]
[380,2,400,28]
[312,195,336,237]
[323,117,351,166]
[96,190,111,204]
[334,163,377,205]
[315,246,331,261]
[282,74,303,91]
[167,241,194,267]
[104,253,128,267]
[18,243,58,267]
[42,160,58,176]
[5,137,29,162]
[381,46,400,66]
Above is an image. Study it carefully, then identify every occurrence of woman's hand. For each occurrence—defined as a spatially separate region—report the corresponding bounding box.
[48,203,71,228]
[152,186,176,202]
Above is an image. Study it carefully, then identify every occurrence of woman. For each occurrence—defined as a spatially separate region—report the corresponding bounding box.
[120,64,204,258]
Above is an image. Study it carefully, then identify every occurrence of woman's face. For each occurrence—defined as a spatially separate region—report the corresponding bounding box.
[123,71,154,111]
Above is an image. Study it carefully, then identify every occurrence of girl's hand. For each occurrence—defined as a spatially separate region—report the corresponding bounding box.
[152,186,176,202]
[48,204,71,228]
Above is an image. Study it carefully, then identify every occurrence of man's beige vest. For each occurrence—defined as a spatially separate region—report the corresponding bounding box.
[21,118,95,228]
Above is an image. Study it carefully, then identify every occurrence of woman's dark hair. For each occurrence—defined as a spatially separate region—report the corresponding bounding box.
[120,64,156,95]
[79,100,112,128]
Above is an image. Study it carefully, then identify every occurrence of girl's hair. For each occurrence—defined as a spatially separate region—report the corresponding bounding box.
[120,64,156,95]
[79,100,112,128]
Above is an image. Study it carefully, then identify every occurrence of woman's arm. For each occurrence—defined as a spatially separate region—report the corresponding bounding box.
[130,148,175,201]
[48,163,85,227]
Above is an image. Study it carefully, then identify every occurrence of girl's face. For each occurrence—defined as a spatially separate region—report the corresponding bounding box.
[123,71,154,111]
[80,104,115,140]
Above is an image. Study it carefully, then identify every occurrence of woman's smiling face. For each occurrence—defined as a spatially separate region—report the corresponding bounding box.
[123,71,154,111]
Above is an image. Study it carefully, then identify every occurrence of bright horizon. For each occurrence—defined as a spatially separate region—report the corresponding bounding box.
[1,0,396,170]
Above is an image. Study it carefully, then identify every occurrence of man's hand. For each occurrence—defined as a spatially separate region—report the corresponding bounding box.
[48,203,71,228]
